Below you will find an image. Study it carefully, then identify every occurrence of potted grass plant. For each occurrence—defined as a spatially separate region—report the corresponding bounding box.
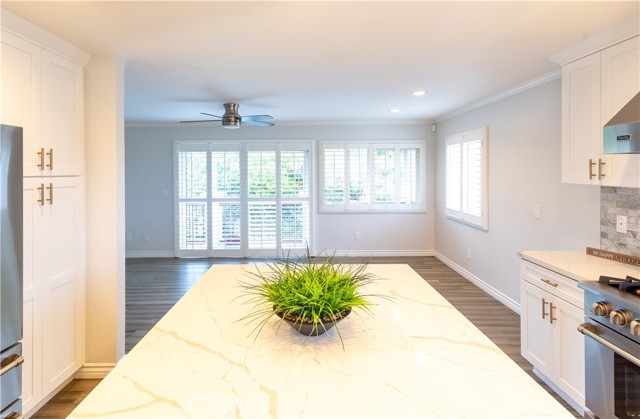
[237,251,387,348]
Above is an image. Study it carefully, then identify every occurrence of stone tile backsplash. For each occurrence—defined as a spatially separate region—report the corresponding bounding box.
[601,186,640,257]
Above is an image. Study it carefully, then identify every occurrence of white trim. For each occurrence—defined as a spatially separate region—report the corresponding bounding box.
[1,10,91,66]
[435,252,520,314]
[125,120,432,128]
[327,250,435,257]
[549,17,639,66]
[74,363,116,379]
[126,251,175,258]
[437,71,560,123]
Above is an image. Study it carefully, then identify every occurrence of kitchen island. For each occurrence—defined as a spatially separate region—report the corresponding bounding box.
[70,264,573,418]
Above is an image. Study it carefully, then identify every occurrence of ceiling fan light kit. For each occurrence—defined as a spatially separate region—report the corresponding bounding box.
[180,102,274,128]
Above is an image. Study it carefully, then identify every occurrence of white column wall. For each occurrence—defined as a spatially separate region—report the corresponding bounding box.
[85,56,126,363]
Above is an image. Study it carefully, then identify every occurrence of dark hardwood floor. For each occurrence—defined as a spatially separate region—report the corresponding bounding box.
[31,256,581,418]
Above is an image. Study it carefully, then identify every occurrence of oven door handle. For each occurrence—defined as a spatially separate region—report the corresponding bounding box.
[578,323,640,367]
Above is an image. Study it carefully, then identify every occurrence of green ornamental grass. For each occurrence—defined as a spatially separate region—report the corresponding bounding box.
[237,251,390,349]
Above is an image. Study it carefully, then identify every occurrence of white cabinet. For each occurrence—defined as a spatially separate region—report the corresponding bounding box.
[520,261,585,414]
[2,26,86,415]
[561,36,640,187]
[22,177,85,412]
[1,29,84,177]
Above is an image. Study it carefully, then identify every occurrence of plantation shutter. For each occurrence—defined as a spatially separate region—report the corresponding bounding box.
[247,145,277,251]
[321,145,345,210]
[348,146,369,209]
[175,142,209,257]
[280,144,310,250]
[211,144,242,253]
[445,127,488,230]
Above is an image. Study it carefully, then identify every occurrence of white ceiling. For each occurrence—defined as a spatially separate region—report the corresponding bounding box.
[3,1,639,125]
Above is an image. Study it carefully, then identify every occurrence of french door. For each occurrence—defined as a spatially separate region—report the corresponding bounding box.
[174,141,311,257]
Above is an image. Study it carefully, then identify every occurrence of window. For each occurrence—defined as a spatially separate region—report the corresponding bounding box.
[174,141,311,257]
[319,141,425,212]
[445,127,488,230]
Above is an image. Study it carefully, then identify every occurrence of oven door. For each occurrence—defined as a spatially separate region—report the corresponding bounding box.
[579,322,640,419]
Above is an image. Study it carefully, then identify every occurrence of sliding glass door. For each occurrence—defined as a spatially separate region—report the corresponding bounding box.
[174,141,311,257]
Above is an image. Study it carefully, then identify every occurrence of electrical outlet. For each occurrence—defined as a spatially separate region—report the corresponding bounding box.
[143,233,149,241]
[355,232,361,240]
[616,215,628,234]
[466,248,471,259]
[126,233,132,242]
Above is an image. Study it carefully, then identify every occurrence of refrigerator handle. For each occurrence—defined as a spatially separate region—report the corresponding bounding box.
[0,354,24,376]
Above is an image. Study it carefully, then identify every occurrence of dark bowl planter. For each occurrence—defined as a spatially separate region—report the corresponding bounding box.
[275,309,351,336]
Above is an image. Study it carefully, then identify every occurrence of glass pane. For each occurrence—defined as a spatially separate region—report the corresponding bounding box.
[281,202,309,249]
[248,202,277,249]
[398,147,420,205]
[281,150,308,198]
[349,147,368,205]
[178,151,207,199]
[323,148,345,205]
[211,202,241,249]
[178,202,207,250]
[211,151,240,199]
[374,148,395,203]
[248,151,276,198]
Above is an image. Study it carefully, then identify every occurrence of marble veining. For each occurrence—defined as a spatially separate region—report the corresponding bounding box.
[70,264,573,418]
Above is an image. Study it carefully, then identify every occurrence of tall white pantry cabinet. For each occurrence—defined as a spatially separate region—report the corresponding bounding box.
[1,25,87,414]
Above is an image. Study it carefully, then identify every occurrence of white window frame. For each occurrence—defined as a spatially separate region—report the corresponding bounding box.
[444,127,488,230]
[173,140,312,257]
[319,140,426,213]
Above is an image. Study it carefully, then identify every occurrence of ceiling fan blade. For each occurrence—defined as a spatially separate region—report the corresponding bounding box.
[242,114,273,121]
[201,112,223,118]
[242,119,274,127]
[179,119,221,123]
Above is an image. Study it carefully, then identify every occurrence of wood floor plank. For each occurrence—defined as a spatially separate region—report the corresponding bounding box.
[31,256,581,418]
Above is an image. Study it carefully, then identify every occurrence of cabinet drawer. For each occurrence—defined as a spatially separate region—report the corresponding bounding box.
[521,261,583,308]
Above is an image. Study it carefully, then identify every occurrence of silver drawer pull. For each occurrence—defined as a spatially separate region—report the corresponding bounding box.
[0,354,24,376]
[578,323,640,367]
[541,278,558,287]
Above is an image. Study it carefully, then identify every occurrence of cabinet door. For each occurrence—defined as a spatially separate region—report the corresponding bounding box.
[22,179,44,414]
[41,51,84,176]
[1,30,42,177]
[39,177,84,394]
[601,36,640,187]
[520,280,553,375]
[551,298,585,410]
[561,53,603,184]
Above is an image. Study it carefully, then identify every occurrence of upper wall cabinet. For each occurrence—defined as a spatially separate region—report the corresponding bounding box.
[561,36,640,187]
[1,30,84,177]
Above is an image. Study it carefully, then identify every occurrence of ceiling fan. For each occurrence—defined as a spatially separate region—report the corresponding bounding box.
[180,103,274,129]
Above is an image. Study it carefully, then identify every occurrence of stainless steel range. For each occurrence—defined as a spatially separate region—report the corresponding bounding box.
[578,276,640,419]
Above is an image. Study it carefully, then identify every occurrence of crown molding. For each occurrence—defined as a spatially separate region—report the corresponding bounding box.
[1,8,91,66]
[549,16,639,66]
[125,119,432,128]
[436,70,561,123]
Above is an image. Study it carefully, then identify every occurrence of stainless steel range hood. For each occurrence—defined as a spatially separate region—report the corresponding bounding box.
[603,92,640,154]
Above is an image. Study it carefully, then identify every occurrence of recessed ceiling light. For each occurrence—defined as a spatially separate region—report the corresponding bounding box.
[390,108,401,113]
[412,90,427,96]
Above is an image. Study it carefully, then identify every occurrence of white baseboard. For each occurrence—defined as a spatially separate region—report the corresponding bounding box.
[330,250,436,257]
[75,363,116,379]
[125,250,174,258]
[435,252,521,314]
[125,250,436,258]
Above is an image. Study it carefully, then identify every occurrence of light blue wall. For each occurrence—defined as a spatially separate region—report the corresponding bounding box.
[125,123,436,256]
[434,78,600,306]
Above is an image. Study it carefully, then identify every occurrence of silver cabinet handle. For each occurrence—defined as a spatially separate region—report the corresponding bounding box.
[0,354,24,376]
[578,323,640,367]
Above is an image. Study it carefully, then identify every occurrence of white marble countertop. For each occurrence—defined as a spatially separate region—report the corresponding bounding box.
[70,264,573,418]
[518,250,640,283]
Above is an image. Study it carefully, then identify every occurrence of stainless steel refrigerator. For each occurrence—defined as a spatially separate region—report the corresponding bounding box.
[0,124,23,418]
